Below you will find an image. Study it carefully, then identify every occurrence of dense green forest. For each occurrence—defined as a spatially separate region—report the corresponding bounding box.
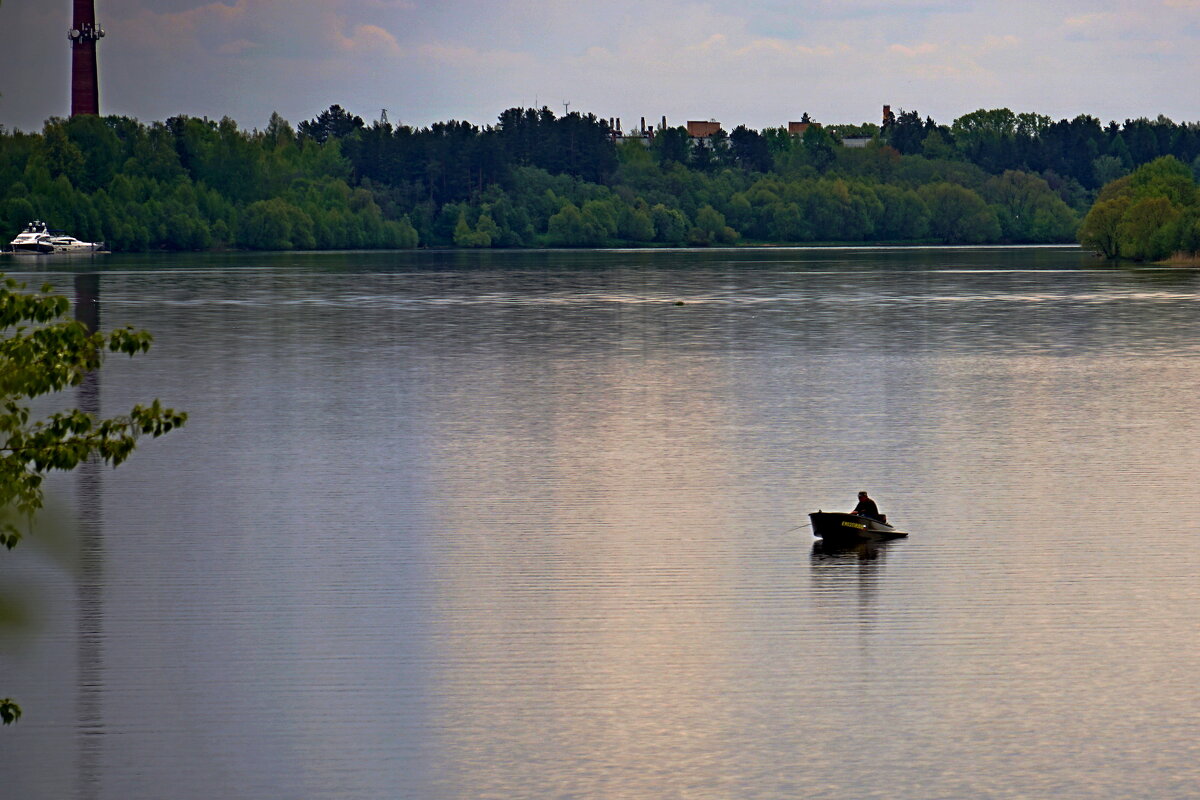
[2,104,1200,254]
[1077,155,1200,261]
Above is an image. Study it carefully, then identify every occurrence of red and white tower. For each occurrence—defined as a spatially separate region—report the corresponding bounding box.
[68,0,105,117]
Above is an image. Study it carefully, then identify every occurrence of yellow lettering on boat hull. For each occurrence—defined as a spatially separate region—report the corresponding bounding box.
[841,520,867,529]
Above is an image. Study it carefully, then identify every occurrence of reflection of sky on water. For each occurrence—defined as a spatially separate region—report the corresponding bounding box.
[2,249,1199,798]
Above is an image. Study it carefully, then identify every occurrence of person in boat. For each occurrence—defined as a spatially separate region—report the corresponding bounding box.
[851,491,881,521]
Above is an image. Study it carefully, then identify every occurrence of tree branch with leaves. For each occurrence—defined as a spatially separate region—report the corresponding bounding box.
[1,275,186,724]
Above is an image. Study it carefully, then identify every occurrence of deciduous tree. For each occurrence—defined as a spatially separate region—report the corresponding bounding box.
[1,277,186,723]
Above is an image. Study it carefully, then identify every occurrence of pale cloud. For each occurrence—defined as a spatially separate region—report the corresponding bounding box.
[885,40,992,83]
[334,23,403,55]
[690,33,731,53]
[731,39,848,58]
[217,39,259,56]
[414,42,534,70]
[889,42,939,57]
[974,34,1022,55]
[979,34,1020,51]
[1063,11,1129,34]
[1064,12,1113,27]
[817,0,964,10]
[121,1,345,58]
[1060,5,1196,44]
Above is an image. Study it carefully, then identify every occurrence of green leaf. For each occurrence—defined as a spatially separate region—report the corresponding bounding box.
[1,699,21,725]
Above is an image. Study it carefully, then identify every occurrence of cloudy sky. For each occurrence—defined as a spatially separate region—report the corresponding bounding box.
[1,0,1198,134]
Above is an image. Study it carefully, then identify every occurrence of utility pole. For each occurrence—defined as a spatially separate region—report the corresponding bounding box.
[68,0,105,116]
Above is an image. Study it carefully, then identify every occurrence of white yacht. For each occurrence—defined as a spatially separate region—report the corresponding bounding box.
[8,220,105,254]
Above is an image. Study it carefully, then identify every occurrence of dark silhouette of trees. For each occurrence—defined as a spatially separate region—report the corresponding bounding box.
[298,104,364,144]
[883,109,937,156]
[730,125,773,172]
[650,126,691,166]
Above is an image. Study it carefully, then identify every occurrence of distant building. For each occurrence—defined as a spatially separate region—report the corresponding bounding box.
[605,113,879,149]
[611,116,655,146]
[788,121,821,136]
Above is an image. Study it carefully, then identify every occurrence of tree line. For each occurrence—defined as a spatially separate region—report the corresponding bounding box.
[2,104,1199,253]
[884,108,1200,191]
[0,113,418,252]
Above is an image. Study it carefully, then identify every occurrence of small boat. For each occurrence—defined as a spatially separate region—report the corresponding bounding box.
[8,221,105,254]
[809,510,908,542]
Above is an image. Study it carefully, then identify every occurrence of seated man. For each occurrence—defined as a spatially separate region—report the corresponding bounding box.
[852,491,881,521]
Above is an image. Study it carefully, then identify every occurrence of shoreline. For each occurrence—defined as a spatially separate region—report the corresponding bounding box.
[3,241,1090,258]
[1156,252,1200,267]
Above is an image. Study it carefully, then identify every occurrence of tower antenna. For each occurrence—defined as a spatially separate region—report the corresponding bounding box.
[68,0,105,116]
[379,108,389,126]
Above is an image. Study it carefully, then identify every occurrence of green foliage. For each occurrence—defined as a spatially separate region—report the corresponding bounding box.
[453,211,495,247]
[884,109,942,156]
[1078,156,1200,260]
[1173,206,1200,253]
[651,204,689,244]
[298,104,364,144]
[651,127,691,167]
[1117,197,1179,260]
[1078,197,1131,258]
[982,171,1079,243]
[689,204,738,246]
[920,129,957,161]
[826,123,881,140]
[919,183,1001,243]
[239,198,308,250]
[0,113,418,253]
[873,185,930,240]
[951,108,1020,170]
[1126,156,1197,206]
[729,125,773,172]
[493,107,616,183]
[546,202,613,247]
[799,125,838,171]
[0,277,186,549]
[1092,155,1128,187]
[40,124,85,184]
[10,103,1200,253]
[1,277,185,722]
[617,201,655,242]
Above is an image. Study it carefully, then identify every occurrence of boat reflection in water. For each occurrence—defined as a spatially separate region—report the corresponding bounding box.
[810,536,897,561]
[809,535,904,615]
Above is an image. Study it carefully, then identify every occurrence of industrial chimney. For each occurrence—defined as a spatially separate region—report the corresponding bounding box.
[68,0,105,116]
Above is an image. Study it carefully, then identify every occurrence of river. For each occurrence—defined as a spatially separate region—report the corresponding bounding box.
[2,246,1199,799]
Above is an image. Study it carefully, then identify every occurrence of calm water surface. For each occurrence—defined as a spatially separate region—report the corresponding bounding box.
[2,247,1200,799]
